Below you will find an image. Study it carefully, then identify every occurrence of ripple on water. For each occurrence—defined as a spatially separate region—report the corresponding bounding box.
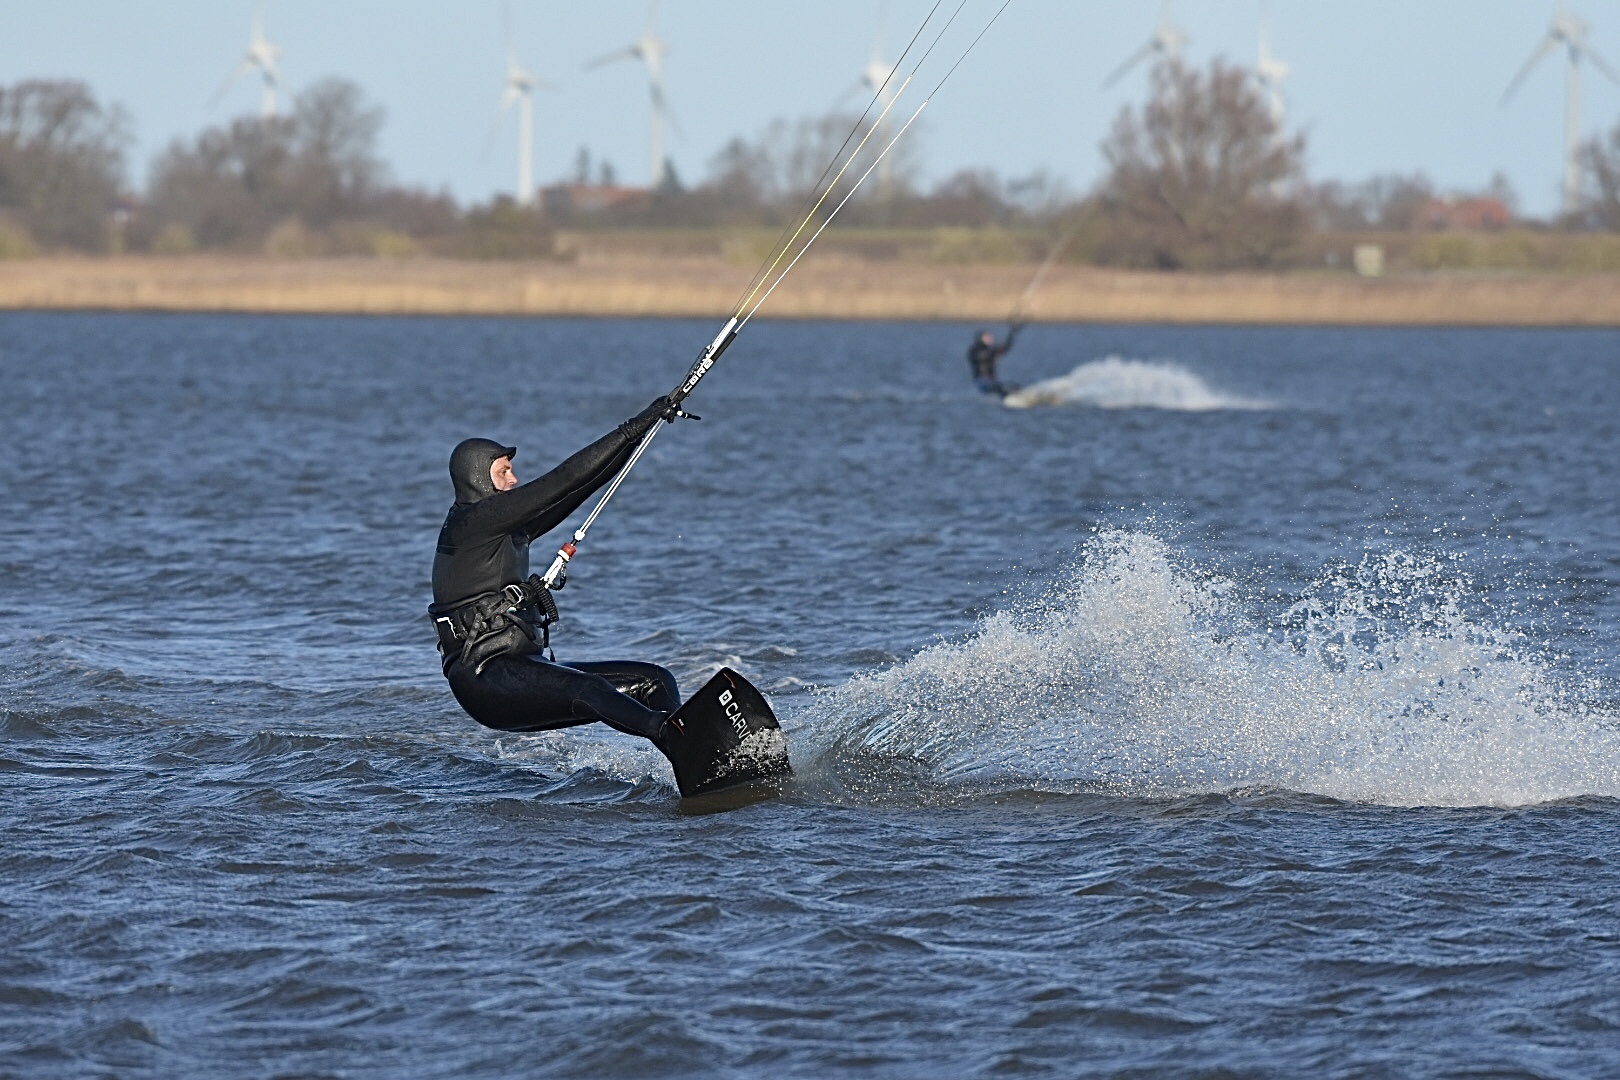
[4,317,1620,1076]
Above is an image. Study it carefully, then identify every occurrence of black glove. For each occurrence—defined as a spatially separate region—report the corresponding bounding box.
[623,394,680,437]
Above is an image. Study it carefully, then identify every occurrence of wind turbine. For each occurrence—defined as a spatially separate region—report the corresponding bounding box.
[587,4,671,189]
[1102,1,1188,89]
[860,19,897,108]
[847,27,899,193]
[495,4,551,207]
[1255,18,1290,128]
[215,6,282,119]
[501,51,539,206]
[1501,2,1620,217]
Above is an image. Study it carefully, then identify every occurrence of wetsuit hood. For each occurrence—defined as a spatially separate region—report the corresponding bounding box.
[449,438,518,503]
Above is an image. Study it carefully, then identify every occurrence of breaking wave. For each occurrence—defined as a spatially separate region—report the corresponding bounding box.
[805,530,1620,808]
[1003,356,1270,411]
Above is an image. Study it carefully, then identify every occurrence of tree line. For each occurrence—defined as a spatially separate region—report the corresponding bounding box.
[4,63,1620,269]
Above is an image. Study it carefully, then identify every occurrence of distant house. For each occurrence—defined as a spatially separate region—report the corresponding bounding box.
[538,183,652,217]
[1415,197,1513,231]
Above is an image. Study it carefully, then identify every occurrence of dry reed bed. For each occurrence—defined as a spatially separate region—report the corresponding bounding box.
[1,256,1616,325]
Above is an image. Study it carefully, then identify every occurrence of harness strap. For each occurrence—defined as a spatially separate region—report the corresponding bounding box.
[430,575,561,673]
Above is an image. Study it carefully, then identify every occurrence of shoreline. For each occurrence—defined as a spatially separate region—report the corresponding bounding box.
[1,255,1617,326]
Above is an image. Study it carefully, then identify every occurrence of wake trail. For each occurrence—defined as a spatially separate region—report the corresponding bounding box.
[1003,356,1270,411]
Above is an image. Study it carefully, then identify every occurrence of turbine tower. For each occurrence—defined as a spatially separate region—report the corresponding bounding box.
[216,7,282,119]
[587,4,671,189]
[1501,2,1620,217]
[1255,18,1290,128]
[502,51,538,206]
[858,30,898,193]
[1102,0,1188,89]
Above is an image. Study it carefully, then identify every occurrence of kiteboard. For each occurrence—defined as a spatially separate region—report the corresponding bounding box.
[655,667,791,799]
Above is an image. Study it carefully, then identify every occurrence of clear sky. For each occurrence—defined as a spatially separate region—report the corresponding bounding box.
[2,1,1618,219]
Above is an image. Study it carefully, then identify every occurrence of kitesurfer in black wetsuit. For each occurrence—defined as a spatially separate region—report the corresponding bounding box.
[968,325,1021,397]
[430,399,681,742]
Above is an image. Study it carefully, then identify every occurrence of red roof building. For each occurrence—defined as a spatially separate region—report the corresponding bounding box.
[538,183,652,216]
[1415,197,1513,231]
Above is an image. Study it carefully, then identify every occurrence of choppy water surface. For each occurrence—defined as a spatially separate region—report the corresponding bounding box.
[3,313,1619,1077]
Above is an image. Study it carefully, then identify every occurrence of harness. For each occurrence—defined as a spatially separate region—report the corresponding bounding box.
[430,575,561,675]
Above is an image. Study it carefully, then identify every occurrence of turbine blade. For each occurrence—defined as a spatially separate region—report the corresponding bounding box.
[649,77,672,128]
[1585,43,1620,87]
[210,60,254,105]
[1501,35,1558,105]
[831,79,865,111]
[586,46,638,70]
[662,95,683,141]
[1102,42,1155,89]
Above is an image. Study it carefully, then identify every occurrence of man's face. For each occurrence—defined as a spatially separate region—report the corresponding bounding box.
[490,456,518,491]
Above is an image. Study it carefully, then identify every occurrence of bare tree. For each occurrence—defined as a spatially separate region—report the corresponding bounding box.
[143,77,392,250]
[1582,119,1620,231]
[286,78,387,227]
[1360,173,1436,230]
[696,111,922,210]
[706,136,774,206]
[910,169,1008,227]
[1092,59,1306,270]
[1310,173,1435,231]
[144,116,296,248]
[0,79,129,250]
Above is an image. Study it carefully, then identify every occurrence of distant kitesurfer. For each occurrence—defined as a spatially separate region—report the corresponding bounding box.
[969,324,1021,397]
[430,398,682,742]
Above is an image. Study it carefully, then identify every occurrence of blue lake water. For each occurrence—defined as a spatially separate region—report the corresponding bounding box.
[2,312,1619,1077]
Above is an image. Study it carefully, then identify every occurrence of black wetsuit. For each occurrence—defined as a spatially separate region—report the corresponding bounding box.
[430,402,679,740]
[968,327,1019,395]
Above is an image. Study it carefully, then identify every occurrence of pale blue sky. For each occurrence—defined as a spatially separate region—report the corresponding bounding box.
[1,1,1617,218]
